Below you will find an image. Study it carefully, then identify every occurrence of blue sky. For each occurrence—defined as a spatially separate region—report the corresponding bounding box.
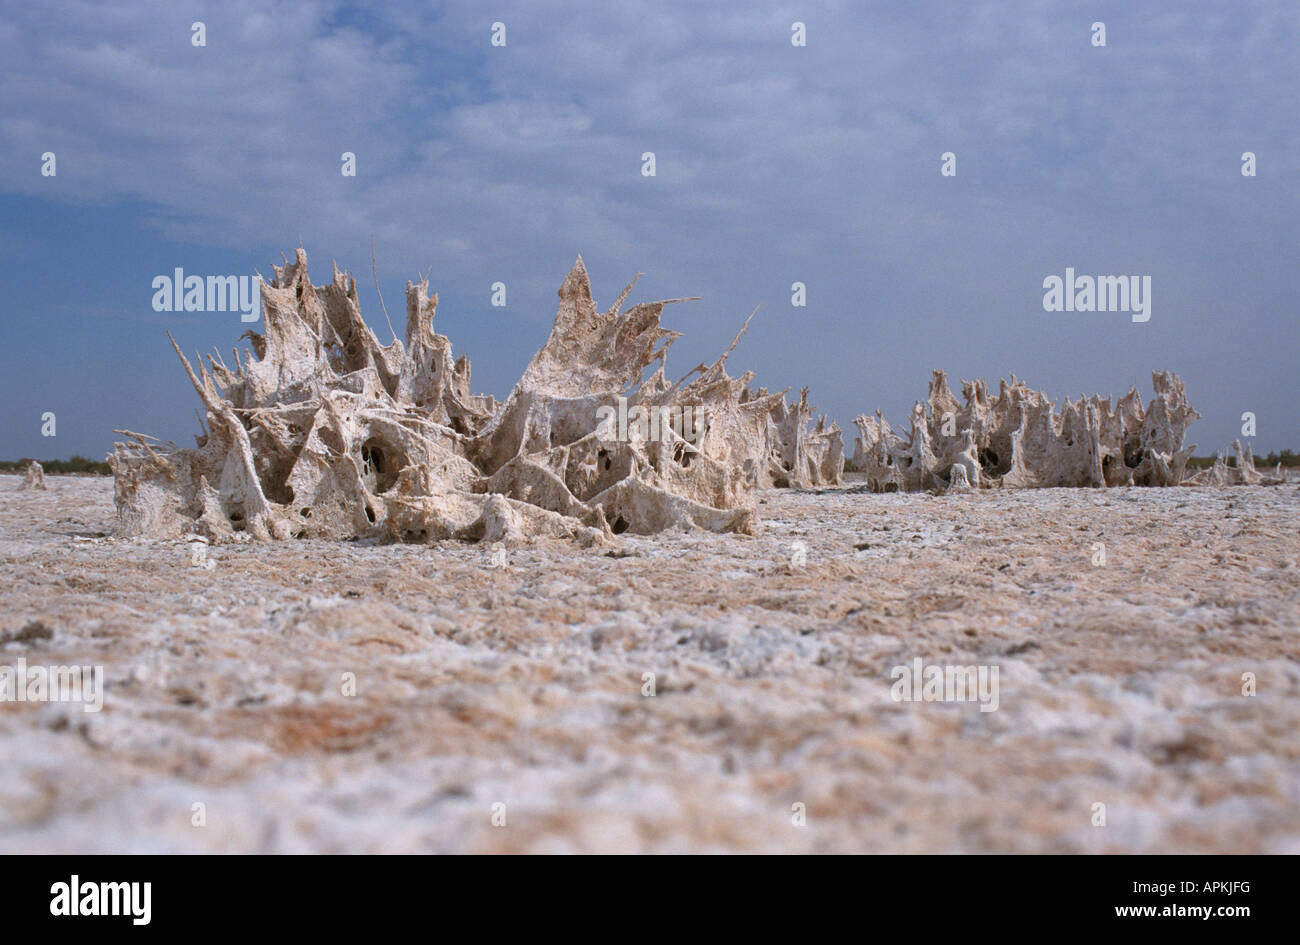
[2,0,1296,459]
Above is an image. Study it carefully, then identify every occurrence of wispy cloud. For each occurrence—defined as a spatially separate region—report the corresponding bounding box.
[1,0,1296,456]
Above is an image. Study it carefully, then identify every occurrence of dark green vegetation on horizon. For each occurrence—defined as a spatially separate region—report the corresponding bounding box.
[1,456,112,475]
[5,451,1298,479]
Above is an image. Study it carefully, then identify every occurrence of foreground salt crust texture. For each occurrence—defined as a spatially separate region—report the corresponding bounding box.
[2,474,1297,853]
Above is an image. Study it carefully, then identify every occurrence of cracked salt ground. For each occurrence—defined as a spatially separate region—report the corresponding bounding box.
[1,475,1298,852]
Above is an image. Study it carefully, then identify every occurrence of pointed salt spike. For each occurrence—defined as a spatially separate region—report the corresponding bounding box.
[670,362,709,389]
[195,350,220,400]
[717,305,761,364]
[559,255,591,301]
[648,334,684,377]
[166,333,214,408]
[609,272,644,318]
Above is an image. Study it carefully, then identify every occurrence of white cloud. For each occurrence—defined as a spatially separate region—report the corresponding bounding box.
[0,0,1296,450]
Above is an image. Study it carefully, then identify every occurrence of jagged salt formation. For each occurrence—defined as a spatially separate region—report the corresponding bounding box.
[1183,439,1272,487]
[852,370,1203,492]
[18,461,48,491]
[111,250,841,544]
[745,385,844,489]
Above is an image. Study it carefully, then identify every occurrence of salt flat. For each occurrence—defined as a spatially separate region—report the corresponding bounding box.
[1,474,1297,853]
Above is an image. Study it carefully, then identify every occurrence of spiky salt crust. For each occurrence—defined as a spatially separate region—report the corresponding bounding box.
[853,370,1276,493]
[111,250,843,544]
